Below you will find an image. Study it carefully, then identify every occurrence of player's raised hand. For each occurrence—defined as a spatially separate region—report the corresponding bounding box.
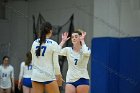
[59,32,70,47]
[61,32,70,42]
[80,31,86,42]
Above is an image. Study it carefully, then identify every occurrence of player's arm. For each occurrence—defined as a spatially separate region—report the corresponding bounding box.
[81,43,91,56]
[53,42,62,74]
[30,41,34,55]
[57,32,70,57]
[18,62,24,90]
[53,52,64,86]
[53,52,61,75]
[53,42,64,86]
[11,66,15,93]
[80,32,91,56]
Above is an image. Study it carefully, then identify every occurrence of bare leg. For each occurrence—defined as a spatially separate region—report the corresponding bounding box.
[0,88,5,93]
[65,84,76,93]
[76,85,89,93]
[0,88,11,93]
[30,88,33,93]
[23,86,30,93]
[45,80,60,93]
[32,81,44,93]
[5,88,11,93]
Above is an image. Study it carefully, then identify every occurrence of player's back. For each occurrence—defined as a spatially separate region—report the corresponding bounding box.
[20,62,32,78]
[31,38,58,82]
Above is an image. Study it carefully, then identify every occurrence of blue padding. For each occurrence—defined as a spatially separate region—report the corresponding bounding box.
[91,37,110,93]
[119,37,140,93]
[91,37,140,93]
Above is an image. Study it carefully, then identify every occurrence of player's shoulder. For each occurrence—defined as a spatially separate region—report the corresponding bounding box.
[46,39,58,45]
[61,47,71,52]
[21,61,25,66]
[33,39,40,44]
[31,39,40,47]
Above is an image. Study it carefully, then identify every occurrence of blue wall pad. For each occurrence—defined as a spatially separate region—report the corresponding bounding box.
[91,37,140,93]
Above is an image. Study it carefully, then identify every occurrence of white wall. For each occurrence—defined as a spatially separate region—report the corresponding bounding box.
[5,1,29,79]
[94,0,121,37]
[94,0,140,37]
[120,0,140,37]
[0,20,10,43]
[0,20,10,63]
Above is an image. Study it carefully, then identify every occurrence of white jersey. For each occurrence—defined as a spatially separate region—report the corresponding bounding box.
[19,62,32,79]
[59,44,91,82]
[31,39,61,82]
[0,65,14,89]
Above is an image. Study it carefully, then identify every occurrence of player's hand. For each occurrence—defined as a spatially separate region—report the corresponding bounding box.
[56,74,65,86]
[80,31,86,42]
[61,32,70,42]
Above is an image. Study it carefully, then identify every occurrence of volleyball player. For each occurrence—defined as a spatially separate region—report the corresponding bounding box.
[0,56,14,93]
[59,30,91,93]
[31,22,62,93]
[18,51,33,93]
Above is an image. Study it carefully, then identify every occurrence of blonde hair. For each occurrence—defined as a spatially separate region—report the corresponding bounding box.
[73,29,84,35]
[76,29,84,32]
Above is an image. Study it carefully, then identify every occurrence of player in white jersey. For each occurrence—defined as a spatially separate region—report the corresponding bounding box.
[59,30,91,93]
[18,51,33,93]
[0,56,14,93]
[31,22,62,93]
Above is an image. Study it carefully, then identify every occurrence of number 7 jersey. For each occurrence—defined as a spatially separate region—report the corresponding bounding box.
[59,44,91,82]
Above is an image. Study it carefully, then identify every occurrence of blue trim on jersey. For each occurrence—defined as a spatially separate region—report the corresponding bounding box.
[23,78,32,88]
[35,38,53,44]
[66,78,90,87]
[27,65,32,70]
[46,39,52,43]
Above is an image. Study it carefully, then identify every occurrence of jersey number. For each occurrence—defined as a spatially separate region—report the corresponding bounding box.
[36,46,47,56]
[2,73,7,77]
[28,65,32,70]
[74,59,78,65]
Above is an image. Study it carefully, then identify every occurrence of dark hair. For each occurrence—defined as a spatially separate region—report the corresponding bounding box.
[3,56,9,61]
[25,51,32,66]
[36,22,52,57]
[2,56,9,64]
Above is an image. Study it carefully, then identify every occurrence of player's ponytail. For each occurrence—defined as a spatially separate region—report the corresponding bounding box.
[36,22,52,57]
[25,51,32,66]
